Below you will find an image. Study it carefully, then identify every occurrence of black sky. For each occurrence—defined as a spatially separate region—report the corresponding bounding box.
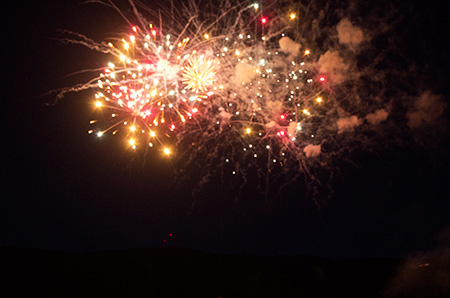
[2,0,450,258]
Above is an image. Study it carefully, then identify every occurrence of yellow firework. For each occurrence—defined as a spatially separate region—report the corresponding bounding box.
[182,55,216,93]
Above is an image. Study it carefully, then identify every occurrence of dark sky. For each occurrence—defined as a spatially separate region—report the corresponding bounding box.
[2,0,450,258]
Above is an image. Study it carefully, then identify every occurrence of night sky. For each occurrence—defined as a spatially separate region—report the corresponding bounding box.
[3,0,450,258]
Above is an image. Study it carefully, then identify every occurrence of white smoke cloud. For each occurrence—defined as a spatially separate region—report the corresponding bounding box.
[157,59,180,81]
[266,100,283,113]
[218,107,232,120]
[407,91,447,129]
[317,50,349,83]
[287,122,297,136]
[265,121,277,129]
[234,61,256,83]
[366,109,389,125]
[279,37,301,57]
[336,18,364,47]
[337,115,362,133]
[303,144,321,158]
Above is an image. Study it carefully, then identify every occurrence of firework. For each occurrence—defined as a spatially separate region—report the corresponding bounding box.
[87,22,219,150]
[85,2,325,153]
[56,0,404,202]
[182,55,216,93]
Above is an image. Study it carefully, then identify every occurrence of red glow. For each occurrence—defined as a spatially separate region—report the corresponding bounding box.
[261,17,267,24]
[280,115,285,119]
[132,26,137,32]
[319,76,326,82]
[151,29,157,36]
[169,234,173,237]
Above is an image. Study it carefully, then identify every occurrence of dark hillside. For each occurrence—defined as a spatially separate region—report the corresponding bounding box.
[1,247,407,297]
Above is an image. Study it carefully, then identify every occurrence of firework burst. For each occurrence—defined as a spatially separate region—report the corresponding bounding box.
[182,55,217,93]
[54,0,424,204]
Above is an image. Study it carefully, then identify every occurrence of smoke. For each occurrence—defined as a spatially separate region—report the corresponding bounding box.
[386,226,450,297]
[287,122,297,136]
[234,61,257,83]
[366,109,389,125]
[337,115,362,133]
[336,18,365,48]
[279,36,301,57]
[266,100,283,114]
[218,107,232,121]
[157,59,180,80]
[317,50,349,83]
[303,144,321,158]
[265,121,276,129]
[407,91,447,129]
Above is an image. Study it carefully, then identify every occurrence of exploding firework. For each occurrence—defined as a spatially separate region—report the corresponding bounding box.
[53,0,447,204]
[84,21,219,151]
[182,55,217,93]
